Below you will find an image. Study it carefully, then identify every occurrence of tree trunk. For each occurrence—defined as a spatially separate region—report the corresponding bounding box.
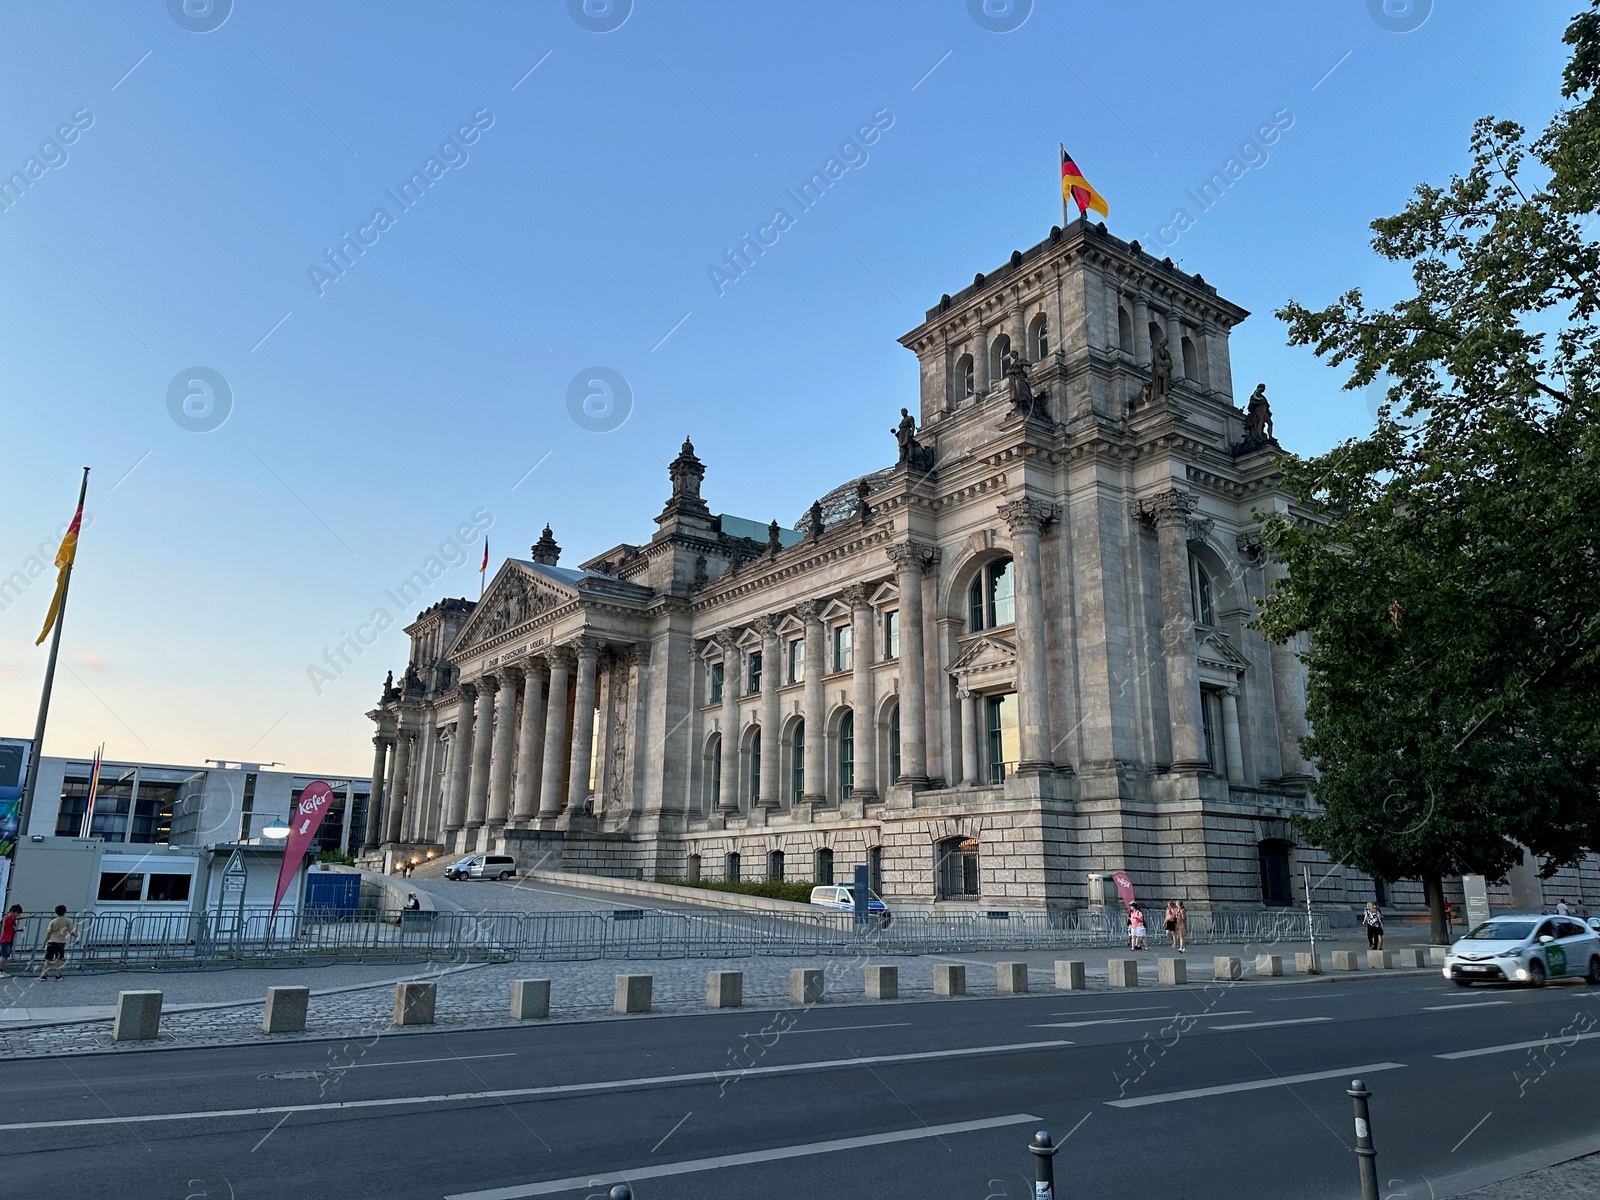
[1423,873,1449,944]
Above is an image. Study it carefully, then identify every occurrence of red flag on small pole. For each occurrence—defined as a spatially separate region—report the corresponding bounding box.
[479,537,489,598]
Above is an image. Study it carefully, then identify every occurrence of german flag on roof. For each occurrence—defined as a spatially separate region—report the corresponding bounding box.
[1061,146,1108,219]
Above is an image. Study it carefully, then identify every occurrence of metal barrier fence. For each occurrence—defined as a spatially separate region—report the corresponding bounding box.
[0,904,1328,970]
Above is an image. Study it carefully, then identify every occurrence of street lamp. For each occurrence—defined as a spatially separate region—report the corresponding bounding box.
[261,818,291,840]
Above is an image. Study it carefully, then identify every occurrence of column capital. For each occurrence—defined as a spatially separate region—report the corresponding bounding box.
[886,541,939,573]
[373,734,393,750]
[497,663,523,687]
[1135,488,1199,526]
[1235,530,1267,568]
[752,614,781,641]
[1223,683,1241,697]
[522,653,551,678]
[566,634,603,662]
[457,679,478,700]
[998,497,1059,534]
[792,599,823,624]
[547,644,577,671]
[841,583,873,610]
[713,628,741,655]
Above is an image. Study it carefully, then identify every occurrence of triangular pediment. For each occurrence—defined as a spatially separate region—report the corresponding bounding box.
[1196,627,1250,672]
[449,562,578,657]
[948,632,1018,675]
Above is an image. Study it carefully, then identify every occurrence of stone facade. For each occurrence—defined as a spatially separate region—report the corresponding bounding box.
[364,222,1392,915]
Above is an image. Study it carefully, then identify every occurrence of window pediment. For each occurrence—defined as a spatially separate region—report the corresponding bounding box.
[949,632,1018,683]
[1196,627,1250,673]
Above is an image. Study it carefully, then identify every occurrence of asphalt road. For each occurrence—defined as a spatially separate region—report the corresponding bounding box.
[2,971,1595,1199]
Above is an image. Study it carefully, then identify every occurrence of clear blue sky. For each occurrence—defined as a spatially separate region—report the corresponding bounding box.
[0,1,1576,776]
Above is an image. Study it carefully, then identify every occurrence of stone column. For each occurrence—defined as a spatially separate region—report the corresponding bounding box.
[887,542,934,785]
[364,735,390,850]
[717,633,741,813]
[566,637,601,813]
[444,686,475,836]
[1000,497,1056,771]
[1263,555,1309,777]
[1166,312,1184,382]
[757,618,782,808]
[1221,685,1246,785]
[384,733,412,844]
[512,658,547,820]
[486,669,519,829]
[538,647,574,817]
[959,687,980,786]
[466,679,495,832]
[1133,296,1151,362]
[798,603,826,805]
[845,585,878,801]
[1141,491,1207,769]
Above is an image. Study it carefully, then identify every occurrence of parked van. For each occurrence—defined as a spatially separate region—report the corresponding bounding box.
[808,884,891,925]
[444,854,518,881]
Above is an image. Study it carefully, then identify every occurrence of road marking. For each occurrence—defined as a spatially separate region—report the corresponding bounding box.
[1035,1010,1249,1030]
[785,1023,910,1035]
[444,1113,1044,1199]
[1106,1062,1406,1108]
[1423,1001,1513,1012]
[0,1041,1071,1133]
[1048,1005,1168,1016]
[1437,1031,1600,1060]
[1210,1017,1333,1031]
[344,1053,516,1070]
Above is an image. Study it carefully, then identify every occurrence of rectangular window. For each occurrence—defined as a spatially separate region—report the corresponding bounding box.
[989,560,1015,627]
[985,693,1019,784]
[145,873,192,902]
[238,771,258,842]
[748,650,762,694]
[833,625,852,673]
[787,638,804,684]
[97,872,144,902]
[130,782,178,845]
[883,611,899,660]
[710,662,724,704]
[1201,689,1221,772]
[55,776,90,837]
[889,707,902,781]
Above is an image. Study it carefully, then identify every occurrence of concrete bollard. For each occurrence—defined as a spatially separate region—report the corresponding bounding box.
[1054,960,1087,991]
[1331,951,1360,971]
[113,990,163,1041]
[1108,958,1140,988]
[934,964,967,996]
[1157,957,1185,986]
[511,979,552,1020]
[1429,946,1449,967]
[614,975,653,1014]
[1255,955,1283,978]
[393,981,436,1026]
[262,986,309,1033]
[791,968,824,1005]
[996,962,1030,993]
[1396,949,1425,968]
[1367,950,1398,970]
[865,965,899,1000]
[1295,952,1323,974]
[706,971,743,1009]
[1213,956,1242,981]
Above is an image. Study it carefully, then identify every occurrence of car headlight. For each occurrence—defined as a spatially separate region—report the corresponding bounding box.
[1514,967,1529,980]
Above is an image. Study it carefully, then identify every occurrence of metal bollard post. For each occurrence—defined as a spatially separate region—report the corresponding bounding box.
[1029,1129,1059,1200]
[608,1186,632,1200]
[1348,1078,1379,1200]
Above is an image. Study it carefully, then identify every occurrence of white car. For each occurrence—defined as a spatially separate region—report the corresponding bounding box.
[1444,913,1600,987]
[809,884,891,925]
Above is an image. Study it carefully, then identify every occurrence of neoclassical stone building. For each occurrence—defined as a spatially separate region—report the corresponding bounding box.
[367,220,1335,913]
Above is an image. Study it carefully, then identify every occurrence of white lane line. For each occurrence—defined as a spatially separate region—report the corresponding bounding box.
[1035,1010,1249,1030]
[345,1053,515,1070]
[1210,1017,1332,1031]
[1106,1062,1406,1108]
[1438,1031,1600,1060]
[786,1023,910,1035]
[444,1112,1043,1199]
[1048,1005,1168,1017]
[1423,1001,1513,1012]
[0,1041,1071,1133]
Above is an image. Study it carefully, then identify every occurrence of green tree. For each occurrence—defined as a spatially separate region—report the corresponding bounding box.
[1259,4,1600,942]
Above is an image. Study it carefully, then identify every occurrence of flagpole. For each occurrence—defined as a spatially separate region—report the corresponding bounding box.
[18,466,89,843]
[1060,142,1069,229]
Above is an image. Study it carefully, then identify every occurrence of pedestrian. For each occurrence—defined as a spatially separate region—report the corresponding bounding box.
[1556,898,1571,916]
[1128,904,1147,951]
[1164,901,1180,948]
[0,904,21,974]
[39,904,78,980]
[1363,900,1384,951]
[1442,899,1454,934]
[403,892,421,912]
[1174,899,1188,952]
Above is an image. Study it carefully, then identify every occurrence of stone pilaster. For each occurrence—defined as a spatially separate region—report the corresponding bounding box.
[756,617,782,808]
[512,658,547,820]
[845,585,878,801]
[959,686,981,786]
[443,685,474,835]
[887,541,937,785]
[486,668,520,828]
[999,497,1058,771]
[566,636,601,813]
[716,632,741,813]
[1221,684,1245,784]
[1262,554,1310,778]
[384,732,412,844]
[1138,489,1207,769]
[539,647,574,817]
[364,735,390,850]
[797,602,826,806]
[466,679,496,831]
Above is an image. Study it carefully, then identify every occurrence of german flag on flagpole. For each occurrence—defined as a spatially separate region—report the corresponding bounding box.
[1061,144,1109,221]
[479,536,489,599]
[36,486,86,645]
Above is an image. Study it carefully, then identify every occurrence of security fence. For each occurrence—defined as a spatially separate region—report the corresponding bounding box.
[0,904,1328,971]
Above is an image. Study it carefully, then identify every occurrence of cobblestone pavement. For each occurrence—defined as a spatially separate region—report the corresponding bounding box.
[0,937,1415,1058]
[1466,1153,1600,1198]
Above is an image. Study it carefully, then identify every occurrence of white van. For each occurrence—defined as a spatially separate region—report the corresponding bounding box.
[444,854,518,881]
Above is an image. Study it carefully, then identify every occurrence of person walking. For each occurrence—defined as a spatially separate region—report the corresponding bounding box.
[1164,901,1181,948]
[1556,898,1571,916]
[1128,903,1148,951]
[1174,899,1188,952]
[39,905,78,980]
[0,905,21,974]
[1363,901,1384,951]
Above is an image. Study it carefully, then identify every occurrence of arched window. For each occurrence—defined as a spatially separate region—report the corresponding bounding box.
[725,851,741,883]
[686,853,702,883]
[957,353,975,398]
[1258,840,1292,907]
[815,846,834,885]
[889,705,901,782]
[1189,555,1215,626]
[1181,335,1198,381]
[792,720,805,799]
[767,849,785,882]
[968,557,1016,630]
[1031,313,1049,359]
[1117,307,1133,354]
[749,729,762,803]
[838,710,855,799]
[990,333,1011,382]
[936,836,981,899]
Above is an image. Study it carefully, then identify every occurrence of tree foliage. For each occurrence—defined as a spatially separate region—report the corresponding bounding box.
[1259,5,1600,927]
